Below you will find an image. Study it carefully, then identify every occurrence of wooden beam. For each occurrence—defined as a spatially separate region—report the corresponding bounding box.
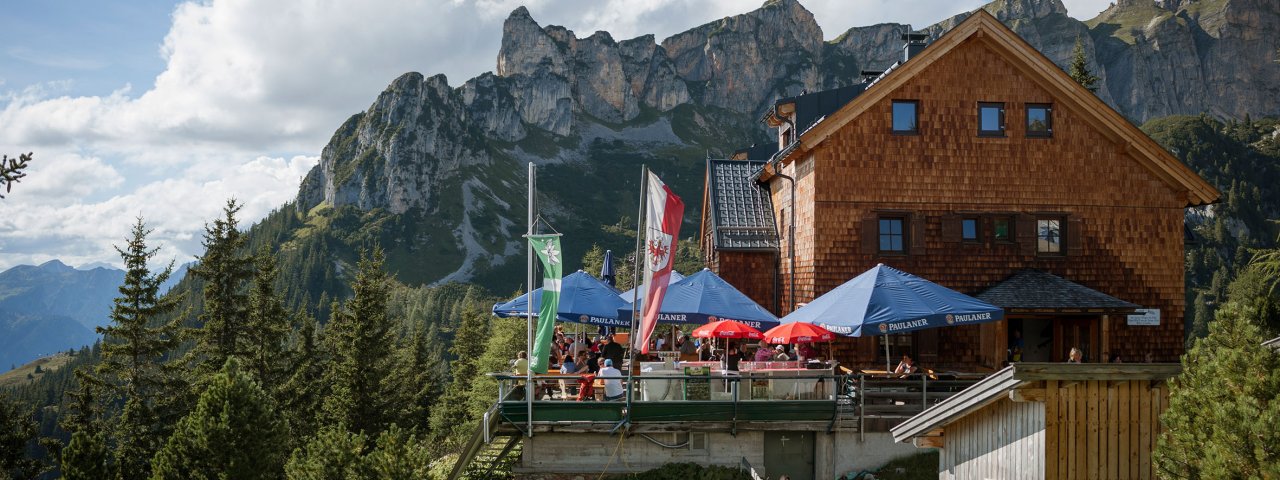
[1011,362,1182,381]
[913,435,944,449]
[1009,387,1047,403]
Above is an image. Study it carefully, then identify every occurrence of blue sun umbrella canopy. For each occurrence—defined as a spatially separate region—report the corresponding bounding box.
[779,263,1004,337]
[618,269,780,330]
[492,271,632,327]
[617,270,685,303]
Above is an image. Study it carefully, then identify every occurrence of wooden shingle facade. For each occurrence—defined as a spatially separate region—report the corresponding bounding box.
[704,10,1219,369]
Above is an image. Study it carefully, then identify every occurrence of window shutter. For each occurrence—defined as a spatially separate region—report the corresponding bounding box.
[862,214,879,254]
[941,214,961,243]
[1067,217,1084,256]
[1017,214,1036,256]
[910,215,927,255]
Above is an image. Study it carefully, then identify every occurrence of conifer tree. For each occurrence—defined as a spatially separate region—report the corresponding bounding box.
[320,248,398,437]
[0,394,45,479]
[1069,36,1099,93]
[392,323,445,430]
[190,199,254,377]
[427,286,491,450]
[283,426,369,480]
[150,359,289,480]
[280,309,326,442]
[244,245,290,389]
[86,218,186,479]
[1156,302,1280,478]
[61,431,111,480]
[363,425,433,479]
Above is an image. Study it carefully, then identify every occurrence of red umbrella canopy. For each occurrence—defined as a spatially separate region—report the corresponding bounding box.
[763,322,836,344]
[691,320,763,339]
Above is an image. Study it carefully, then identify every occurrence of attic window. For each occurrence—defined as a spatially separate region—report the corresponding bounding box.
[978,102,1005,137]
[892,100,918,134]
[1027,104,1052,138]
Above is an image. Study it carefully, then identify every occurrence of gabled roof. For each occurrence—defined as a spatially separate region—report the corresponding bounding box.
[891,363,1182,443]
[763,9,1219,207]
[976,270,1139,314]
[705,160,779,251]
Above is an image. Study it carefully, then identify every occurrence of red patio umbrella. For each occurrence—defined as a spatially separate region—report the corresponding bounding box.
[692,320,763,339]
[763,322,836,362]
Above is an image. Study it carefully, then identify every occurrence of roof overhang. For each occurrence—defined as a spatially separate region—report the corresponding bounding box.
[771,9,1219,208]
[891,362,1182,444]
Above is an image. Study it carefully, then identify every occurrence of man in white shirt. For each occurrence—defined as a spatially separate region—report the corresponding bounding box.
[599,359,625,401]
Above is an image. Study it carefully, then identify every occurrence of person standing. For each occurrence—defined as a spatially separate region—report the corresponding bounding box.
[513,351,529,375]
[599,359,625,401]
[602,334,625,369]
[1067,347,1083,363]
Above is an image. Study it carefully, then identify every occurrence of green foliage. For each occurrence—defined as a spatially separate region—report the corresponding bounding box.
[603,462,751,480]
[283,424,432,480]
[150,359,289,480]
[1155,302,1280,478]
[427,286,492,453]
[0,393,46,479]
[61,431,111,480]
[245,245,291,390]
[278,309,326,442]
[1068,37,1099,93]
[320,247,399,438]
[190,199,255,378]
[0,152,32,199]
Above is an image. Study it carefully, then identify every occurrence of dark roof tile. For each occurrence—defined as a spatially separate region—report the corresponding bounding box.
[708,160,779,251]
[977,270,1139,312]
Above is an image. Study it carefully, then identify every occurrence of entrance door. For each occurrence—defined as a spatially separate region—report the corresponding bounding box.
[1011,318,1054,362]
[1054,317,1100,362]
[764,431,814,480]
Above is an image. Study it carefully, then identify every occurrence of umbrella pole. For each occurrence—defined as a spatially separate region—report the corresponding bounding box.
[884,334,891,372]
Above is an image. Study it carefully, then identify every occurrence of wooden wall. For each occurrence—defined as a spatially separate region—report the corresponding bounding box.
[766,36,1188,363]
[1043,379,1169,480]
[709,251,778,315]
[939,396,1045,480]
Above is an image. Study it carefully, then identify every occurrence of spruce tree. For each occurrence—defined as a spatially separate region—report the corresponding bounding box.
[61,431,111,480]
[86,218,186,480]
[0,394,45,479]
[1069,36,1099,93]
[1156,302,1280,478]
[364,425,433,479]
[280,309,326,442]
[392,323,445,430]
[320,248,398,437]
[150,359,289,480]
[190,199,254,377]
[244,245,290,389]
[283,426,369,480]
[427,286,491,450]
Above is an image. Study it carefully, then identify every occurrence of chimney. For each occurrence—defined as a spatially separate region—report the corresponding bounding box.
[902,32,928,62]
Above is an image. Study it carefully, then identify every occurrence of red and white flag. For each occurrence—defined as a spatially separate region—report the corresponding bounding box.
[639,171,683,354]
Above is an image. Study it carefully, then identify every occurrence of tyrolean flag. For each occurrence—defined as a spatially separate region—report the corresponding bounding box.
[638,171,683,354]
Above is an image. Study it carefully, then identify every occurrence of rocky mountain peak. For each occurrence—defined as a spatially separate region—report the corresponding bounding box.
[982,0,1068,21]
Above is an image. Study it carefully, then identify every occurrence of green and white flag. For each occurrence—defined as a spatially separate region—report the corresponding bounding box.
[528,235,563,374]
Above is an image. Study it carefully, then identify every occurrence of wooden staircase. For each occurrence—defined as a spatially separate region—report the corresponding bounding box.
[448,403,523,480]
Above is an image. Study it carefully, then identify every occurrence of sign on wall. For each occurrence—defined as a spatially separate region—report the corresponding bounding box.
[1127,308,1160,326]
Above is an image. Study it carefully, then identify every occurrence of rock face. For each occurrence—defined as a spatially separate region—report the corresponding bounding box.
[294,0,1279,285]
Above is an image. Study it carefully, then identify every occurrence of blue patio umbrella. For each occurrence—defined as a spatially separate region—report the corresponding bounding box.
[601,249,616,287]
[778,263,1003,370]
[492,270,631,328]
[619,269,779,331]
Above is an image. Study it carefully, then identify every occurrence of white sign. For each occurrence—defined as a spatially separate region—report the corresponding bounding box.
[1128,308,1160,326]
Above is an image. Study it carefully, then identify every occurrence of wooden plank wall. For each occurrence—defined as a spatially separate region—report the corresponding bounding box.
[940,397,1045,480]
[771,37,1187,362]
[1042,379,1170,479]
[712,251,778,315]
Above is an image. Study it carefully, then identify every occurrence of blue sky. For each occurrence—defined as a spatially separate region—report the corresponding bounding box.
[0,0,1114,271]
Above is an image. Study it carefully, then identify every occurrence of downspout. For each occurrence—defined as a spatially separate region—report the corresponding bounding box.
[766,104,798,313]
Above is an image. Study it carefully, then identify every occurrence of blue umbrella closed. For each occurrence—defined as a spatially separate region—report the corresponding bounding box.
[601,249,616,287]
[619,269,779,331]
[492,271,631,327]
[778,263,1003,369]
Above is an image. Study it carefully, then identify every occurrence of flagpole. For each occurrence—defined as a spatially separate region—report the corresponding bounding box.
[624,165,648,430]
[526,162,535,437]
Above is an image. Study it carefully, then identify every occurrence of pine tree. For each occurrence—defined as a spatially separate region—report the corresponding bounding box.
[1156,302,1280,478]
[1069,36,1099,93]
[363,425,433,479]
[320,248,398,437]
[0,394,46,478]
[61,431,111,480]
[392,323,445,430]
[283,426,369,480]
[244,245,290,389]
[87,218,186,480]
[150,359,289,480]
[279,309,326,442]
[427,286,491,451]
[190,199,254,377]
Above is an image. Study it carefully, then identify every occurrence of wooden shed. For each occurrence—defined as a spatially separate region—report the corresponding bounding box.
[891,363,1180,480]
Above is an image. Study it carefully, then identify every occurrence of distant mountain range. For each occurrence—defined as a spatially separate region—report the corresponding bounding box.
[0,260,189,370]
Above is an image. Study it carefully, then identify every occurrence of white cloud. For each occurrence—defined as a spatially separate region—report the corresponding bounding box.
[0,0,1115,271]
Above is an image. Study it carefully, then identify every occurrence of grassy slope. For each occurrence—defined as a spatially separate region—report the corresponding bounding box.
[0,352,74,390]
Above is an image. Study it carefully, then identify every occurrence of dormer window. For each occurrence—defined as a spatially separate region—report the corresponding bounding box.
[892,100,919,135]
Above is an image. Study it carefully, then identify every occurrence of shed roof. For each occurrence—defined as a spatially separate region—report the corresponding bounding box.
[891,362,1182,443]
[976,270,1139,314]
[775,83,868,134]
[706,160,779,251]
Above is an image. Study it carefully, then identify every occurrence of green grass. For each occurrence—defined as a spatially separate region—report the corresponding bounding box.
[0,352,73,390]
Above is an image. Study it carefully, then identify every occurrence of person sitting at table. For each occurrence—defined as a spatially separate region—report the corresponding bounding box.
[599,359,625,401]
[679,334,698,362]
[698,342,712,361]
[560,353,577,374]
[585,351,601,374]
[512,351,529,375]
[726,346,742,372]
[797,343,817,361]
[754,341,774,362]
[893,354,918,378]
[774,345,791,361]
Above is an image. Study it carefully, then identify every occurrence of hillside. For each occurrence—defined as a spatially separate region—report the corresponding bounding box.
[0,260,121,368]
